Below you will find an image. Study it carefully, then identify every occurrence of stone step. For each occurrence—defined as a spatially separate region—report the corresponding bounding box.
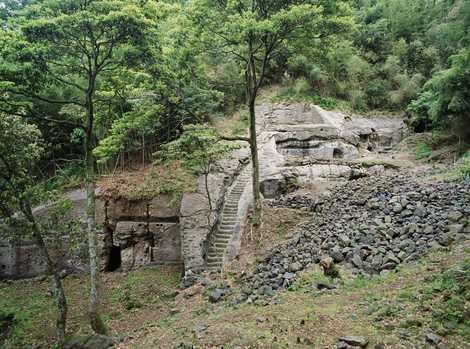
[207,261,222,266]
[215,231,233,236]
[207,251,224,262]
[218,228,234,234]
[214,233,232,239]
[227,194,242,198]
[207,258,223,264]
[221,220,238,225]
[209,247,226,253]
[204,163,252,273]
[214,233,232,238]
[207,263,222,269]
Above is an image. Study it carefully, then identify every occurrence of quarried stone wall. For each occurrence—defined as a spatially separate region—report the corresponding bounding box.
[96,194,182,272]
[0,238,74,279]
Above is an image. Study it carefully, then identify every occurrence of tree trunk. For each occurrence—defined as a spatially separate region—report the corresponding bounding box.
[85,78,107,335]
[248,96,261,221]
[246,43,262,222]
[23,204,67,348]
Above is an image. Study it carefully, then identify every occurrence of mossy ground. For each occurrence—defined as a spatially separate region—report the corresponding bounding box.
[1,231,468,349]
[0,266,181,348]
[124,242,468,349]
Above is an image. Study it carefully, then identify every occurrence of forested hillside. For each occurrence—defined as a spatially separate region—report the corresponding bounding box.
[0,1,469,349]
[1,0,469,179]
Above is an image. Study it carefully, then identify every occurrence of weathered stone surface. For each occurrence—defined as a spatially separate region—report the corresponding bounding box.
[339,336,369,347]
[255,103,407,196]
[96,194,179,226]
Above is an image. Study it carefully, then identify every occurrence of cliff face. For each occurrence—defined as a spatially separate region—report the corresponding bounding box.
[95,194,182,272]
[1,103,408,280]
[255,103,408,196]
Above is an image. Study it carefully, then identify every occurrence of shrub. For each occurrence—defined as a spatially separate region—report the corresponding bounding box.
[456,151,470,180]
[415,141,432,160]
[366,79,388,108]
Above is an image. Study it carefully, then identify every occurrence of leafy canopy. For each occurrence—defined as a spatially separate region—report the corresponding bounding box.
[0,113,44,217]
[157,124,238,175]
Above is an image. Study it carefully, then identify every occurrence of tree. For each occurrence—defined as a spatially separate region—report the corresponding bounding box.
[409,49,470,140]
[189,0,353,219]
[0,113,68,347]
[158,124,238,212]
[0,0,153,333]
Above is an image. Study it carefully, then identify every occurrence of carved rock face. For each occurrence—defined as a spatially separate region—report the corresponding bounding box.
[255,103,407,197]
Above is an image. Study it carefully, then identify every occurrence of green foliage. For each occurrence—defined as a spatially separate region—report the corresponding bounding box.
[157,124,238,176]
[121,163,196,204]
[112,277,143,311]
[274,80,339,110]
[455,151,470,181]
[0,288,50,348]
[418,260,470,336]
[410,49,470,139]
[415,141,432,160]
[0,114,44,218]
[44,162,86,192]
[366,79,388,109]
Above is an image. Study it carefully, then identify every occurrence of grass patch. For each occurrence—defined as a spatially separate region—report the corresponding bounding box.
[454,151,470,181]
[125,243,470,349]
[271,81,340,110]
[0,265,181,348]
[99,161,196,203]
[415,141,432,160]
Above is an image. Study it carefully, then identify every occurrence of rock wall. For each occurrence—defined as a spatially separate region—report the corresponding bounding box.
[96,194,182,272]
[0,238,76,279]
[255,103,408,195]
[0,189,88,280]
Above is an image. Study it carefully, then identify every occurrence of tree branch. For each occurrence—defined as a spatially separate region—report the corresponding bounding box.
[219,135,250,143]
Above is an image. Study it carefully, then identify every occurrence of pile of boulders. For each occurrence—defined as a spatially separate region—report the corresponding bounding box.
[243,174,469,297]
[267,194,317,211]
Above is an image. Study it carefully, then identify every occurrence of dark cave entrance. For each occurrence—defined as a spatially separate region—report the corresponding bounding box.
[107,245,121,272]
[333,148,343,159]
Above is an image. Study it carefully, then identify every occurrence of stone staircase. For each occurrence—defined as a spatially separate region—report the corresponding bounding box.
[206,165,252,272]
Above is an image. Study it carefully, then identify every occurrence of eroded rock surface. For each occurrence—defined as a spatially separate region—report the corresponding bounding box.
[255,103,408,196]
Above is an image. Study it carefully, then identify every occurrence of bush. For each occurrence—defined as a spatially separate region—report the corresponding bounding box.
[293,78,312,95]
[415,141,432,160]
[456,151,470,180]
[348,89,367,111]
[366,79,388,108]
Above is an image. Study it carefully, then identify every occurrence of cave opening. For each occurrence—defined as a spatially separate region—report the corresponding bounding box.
[333,148,343,159]
[107,245,121,272]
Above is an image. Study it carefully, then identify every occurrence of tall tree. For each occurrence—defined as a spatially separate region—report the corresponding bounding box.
[0,114,68,347]
[189,0,353,219]
[0,0,153,333]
